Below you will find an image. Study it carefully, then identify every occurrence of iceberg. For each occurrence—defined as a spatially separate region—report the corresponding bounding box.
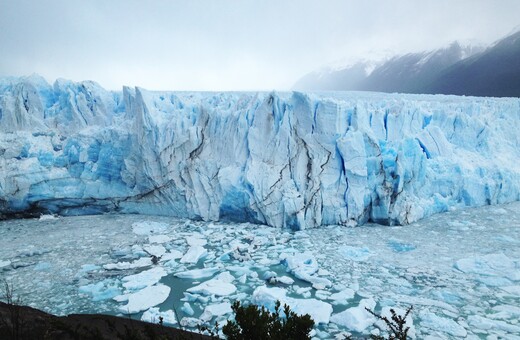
[1,75,520,229]
[252,286,333,324]
[115,283,171,314]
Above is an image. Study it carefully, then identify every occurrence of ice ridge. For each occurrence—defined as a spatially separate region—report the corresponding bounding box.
[1,75,519,229]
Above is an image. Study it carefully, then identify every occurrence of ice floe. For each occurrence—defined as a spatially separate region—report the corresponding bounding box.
[187,278,237,296]
[132,221,169,235]
[141,307,178,325]
[180,246,208,264]
[200,302,232,322]
[142,245,167,257]
[252,286,333,324]
[121,267,167,291]
[419,311,467,337]
[330,298,376,332]
[148,235,171,244]
[115,284,171,314]
[1,202,520,338]
[181,302,194,316]
[104,257,153,270]
[0,260,11,270]
[175,267,220,279]
[79,279,121,301]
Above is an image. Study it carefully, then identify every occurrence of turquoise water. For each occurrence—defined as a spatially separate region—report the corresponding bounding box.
[1,202,519,338]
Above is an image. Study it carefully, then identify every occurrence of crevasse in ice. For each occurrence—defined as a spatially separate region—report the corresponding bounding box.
[1,75,519,229]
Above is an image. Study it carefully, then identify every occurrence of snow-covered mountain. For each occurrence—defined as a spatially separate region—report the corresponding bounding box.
[294,29,520,98]
[1,75,519,229]
[422,30,520,97]
[294,42,482,93]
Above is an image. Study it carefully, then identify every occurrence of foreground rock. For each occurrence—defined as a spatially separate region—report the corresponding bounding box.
[0,301,211,340]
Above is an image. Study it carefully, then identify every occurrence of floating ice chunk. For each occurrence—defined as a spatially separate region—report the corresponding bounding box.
[148,235,171,244]
[375,307,415,338]
[180,317,200,328]
[468,315,520,334]
[180,246,207,264]
[186,235,207,246]
[262,271,277,281]
[315,290,331,300]
[79,279,121,301]
[455,253,519,280]
[116,284,171,314]
[317,268,330,276]
[132,221,169,235]
[477,276,512,287]
[33,262,51,271]
[393,295,458,314]
[226,265,253,276]
[104,257,152,270]
[501,286,520,297]
[141,307,177,325]
[274,276,294,285]
[204,302,232,316]
[181,292,199,302]
[306,276,331,290]
[338,246,372,261]
[80,264,101,272]
[419,312,466,337]
[387,240,416,253]
[252,286,332,324]
[39,214,57,221]
[295,286,312,295]
[18,248,50,257]
[282,251,318,275]
[238,274,247,284]
[199,310,213,323]
[330,298,376,332]
[215,271,235,283]
[187,278,237,296]
[161,250,183,262]
[143,244,166,257]
[328,288,355,305]
[181,302,194,316]
[202,302,232,319]
[0,260,11,270]
[122,267,167,291]
[131,245,149,257]
[282,251,331,288]
[175,267,220,279]
[491,305,520,319]
[313,329,331,339]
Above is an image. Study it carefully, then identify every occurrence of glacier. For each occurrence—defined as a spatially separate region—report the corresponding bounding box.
[1,74,519,229]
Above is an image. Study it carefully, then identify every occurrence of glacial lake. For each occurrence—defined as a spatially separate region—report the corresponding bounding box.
[1,202,519,339]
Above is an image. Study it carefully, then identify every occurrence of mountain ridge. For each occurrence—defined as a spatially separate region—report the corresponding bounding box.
[294,30,520,97]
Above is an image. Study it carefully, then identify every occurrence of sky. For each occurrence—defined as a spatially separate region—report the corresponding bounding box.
[1,0,519,91]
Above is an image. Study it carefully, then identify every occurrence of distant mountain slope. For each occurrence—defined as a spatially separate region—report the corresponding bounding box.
[294,30,520,97]
[421,31,520,97]
[360,42,482,93]
[293,62,370,91]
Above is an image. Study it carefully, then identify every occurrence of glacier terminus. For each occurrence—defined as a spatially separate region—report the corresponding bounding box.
[1,75,519,229]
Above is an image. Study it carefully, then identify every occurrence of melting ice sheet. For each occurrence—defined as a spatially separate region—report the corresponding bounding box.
[1,203,519,338]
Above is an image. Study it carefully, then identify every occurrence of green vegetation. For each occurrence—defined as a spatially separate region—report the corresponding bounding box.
[366,306,413,340]
[0,280,25,340]
[221,300,314,340]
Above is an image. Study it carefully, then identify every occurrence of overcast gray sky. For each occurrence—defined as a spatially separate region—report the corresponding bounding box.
[1,0,519,91]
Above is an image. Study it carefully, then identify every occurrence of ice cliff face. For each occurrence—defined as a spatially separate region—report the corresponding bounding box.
[1,75,519,229]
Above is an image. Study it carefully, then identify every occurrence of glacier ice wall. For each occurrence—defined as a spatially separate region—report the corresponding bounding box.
[1,75,520,229]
